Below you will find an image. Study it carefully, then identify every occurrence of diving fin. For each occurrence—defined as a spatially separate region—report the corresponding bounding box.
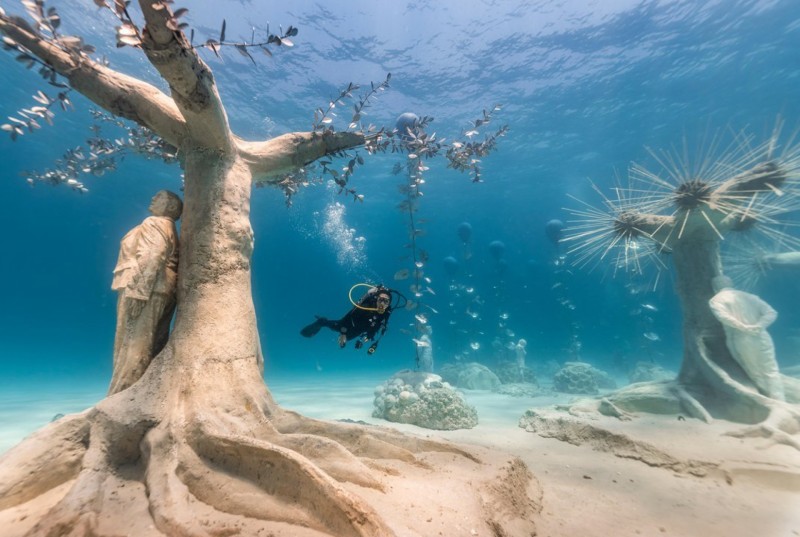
[300,316,326,338]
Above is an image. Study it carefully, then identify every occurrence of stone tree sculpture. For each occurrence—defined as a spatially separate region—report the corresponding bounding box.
[0,3,538,536]
[559,132,800,449]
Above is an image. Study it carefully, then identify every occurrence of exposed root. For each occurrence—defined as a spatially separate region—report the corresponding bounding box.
[724,405,800,450]
[0,412,90,510]
[520,345,800,456]
[478,457,543,537]
[519,408,718,477]
[0,361,540,537]
[273,407,481,463]
[185,426,394,537]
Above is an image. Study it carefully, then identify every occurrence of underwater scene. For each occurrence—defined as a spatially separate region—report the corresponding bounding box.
[0,1,799,536]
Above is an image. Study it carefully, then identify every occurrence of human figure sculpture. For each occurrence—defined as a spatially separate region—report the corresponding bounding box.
[418,326,434,373]
[515,338,527,381]
[708,276,784,401]
[108,190,182,395]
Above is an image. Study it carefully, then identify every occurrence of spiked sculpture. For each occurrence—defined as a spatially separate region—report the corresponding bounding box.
[563,127,800,449]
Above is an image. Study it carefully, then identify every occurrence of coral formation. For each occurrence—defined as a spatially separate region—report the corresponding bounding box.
[373,370,478,430]
[553,361,617,394]
[496,361,538,385]
[439,362,502,390]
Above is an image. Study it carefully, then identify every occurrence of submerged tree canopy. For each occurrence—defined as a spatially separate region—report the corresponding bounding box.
[0,2,534,536]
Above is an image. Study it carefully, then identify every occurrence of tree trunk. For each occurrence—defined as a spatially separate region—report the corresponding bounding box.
[172,149,261,383]
[671,234,766,422]
[673,236,737,382]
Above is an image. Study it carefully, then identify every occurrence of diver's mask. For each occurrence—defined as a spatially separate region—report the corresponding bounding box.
[376,294,390,313]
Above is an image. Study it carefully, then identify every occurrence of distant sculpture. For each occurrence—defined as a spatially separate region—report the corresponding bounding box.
[515,338,527,381]
[457,222,473,261]
[108,190,182,395]
[418,326,434,373]
[395,112,419,142]
[709,276,784,401]
[544,219,564,248]
[488,239,506,260]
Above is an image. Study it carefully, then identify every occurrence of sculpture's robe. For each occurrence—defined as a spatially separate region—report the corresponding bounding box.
[109,215,179,395]
[709,288,784,401]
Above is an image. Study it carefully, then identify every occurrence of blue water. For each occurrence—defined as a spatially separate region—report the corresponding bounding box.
[1,0,799,395]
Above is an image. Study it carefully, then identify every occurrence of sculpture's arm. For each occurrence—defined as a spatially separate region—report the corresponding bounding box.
[0,13,186,148]
[237,131,366,183]
[138,1,232,152]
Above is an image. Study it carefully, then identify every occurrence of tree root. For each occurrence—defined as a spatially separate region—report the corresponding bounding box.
[532,337,800,452]
[724,405,800,450]
[519,407,719,477]
[272,406,482,463]
[0,412,90,510]
[0,386,538,537]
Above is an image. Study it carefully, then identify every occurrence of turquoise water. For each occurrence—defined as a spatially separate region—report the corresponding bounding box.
[0,1,799,424]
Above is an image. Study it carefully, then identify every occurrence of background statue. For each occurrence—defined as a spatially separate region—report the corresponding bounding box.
[515,338,528,382]
[108,190,183,395]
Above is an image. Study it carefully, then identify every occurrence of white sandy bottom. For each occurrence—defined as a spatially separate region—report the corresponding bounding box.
[1,371,799,537]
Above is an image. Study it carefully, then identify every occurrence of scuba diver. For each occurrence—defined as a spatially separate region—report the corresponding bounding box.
[300,284,406,354]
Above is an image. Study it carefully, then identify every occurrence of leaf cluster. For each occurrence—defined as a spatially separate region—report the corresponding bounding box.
[19,0,98,57]
[0,85,70,140]
[313,74,391,132]
[313,150,367,201]
[193,18,299,63]
[21,109,178,193]
[445,106,508,182]
[0,1,106,138]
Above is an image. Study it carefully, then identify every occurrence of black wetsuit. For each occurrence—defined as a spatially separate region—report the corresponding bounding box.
[300,288,392,352]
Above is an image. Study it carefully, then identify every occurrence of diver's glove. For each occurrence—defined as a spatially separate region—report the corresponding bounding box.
[368,342,378,354]
[354,339,364,349]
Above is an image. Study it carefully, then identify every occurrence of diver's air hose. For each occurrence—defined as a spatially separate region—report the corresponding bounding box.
[348,283,407,311]
[349,283,381,311]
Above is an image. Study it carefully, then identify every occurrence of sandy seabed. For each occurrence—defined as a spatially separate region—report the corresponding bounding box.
[1,371,798,537]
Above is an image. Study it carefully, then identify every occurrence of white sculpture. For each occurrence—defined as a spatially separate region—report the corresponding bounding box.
[515,338,527,381]
[418,326,434,373]
[709,276,784,401]
[108,190,182,395]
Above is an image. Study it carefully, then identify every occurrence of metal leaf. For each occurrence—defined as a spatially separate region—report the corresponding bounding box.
[235,44,255,65]
[118,35,141,47]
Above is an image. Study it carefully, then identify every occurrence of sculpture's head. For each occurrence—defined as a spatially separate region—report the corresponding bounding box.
[149,190,183,220]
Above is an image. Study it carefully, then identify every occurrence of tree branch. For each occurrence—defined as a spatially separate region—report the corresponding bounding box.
[237,131,366,183]
[138,0,232,151]
[617,161,787,245]
[713,161,786,199]
[0,13,186,148]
